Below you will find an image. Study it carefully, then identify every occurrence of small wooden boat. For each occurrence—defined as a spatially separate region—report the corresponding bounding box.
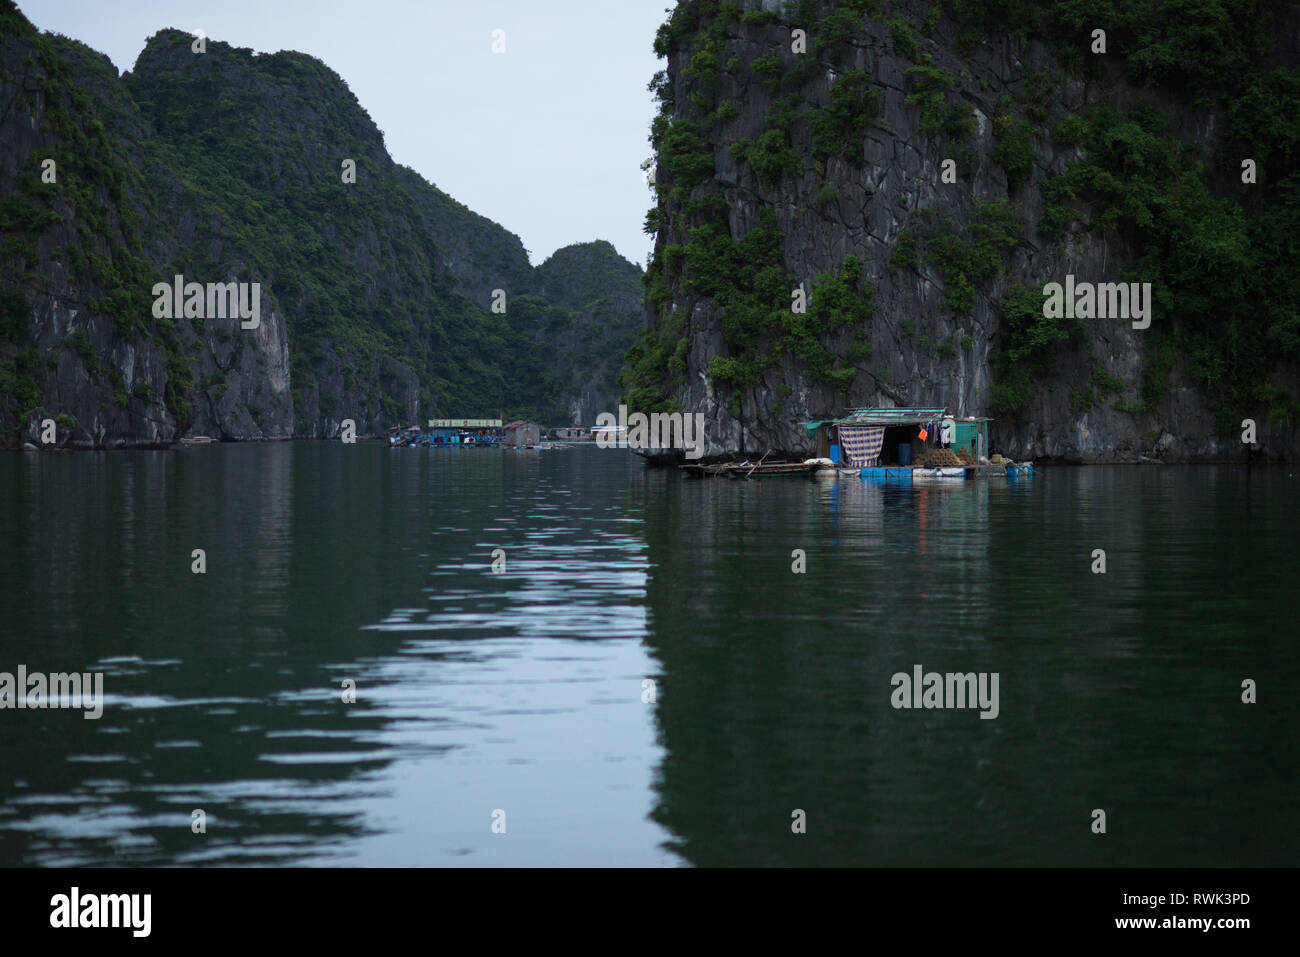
[680,459,819,479]
[179,435,215,445]
[388,426,426,447]
[736,461,818,478]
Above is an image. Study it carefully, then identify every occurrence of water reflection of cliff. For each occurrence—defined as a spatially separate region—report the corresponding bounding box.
[639,470,1297,866]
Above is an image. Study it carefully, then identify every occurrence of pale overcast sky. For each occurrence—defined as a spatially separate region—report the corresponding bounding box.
[20,0,667,268]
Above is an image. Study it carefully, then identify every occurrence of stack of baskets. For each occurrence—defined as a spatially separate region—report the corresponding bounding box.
[915,448,963,467]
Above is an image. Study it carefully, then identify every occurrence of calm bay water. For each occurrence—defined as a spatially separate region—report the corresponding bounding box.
[0,444,1295,866]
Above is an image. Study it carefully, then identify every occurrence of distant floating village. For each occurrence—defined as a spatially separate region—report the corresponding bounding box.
[387,417,600,449]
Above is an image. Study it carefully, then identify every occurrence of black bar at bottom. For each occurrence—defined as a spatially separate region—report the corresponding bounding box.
[0,867,1283,943]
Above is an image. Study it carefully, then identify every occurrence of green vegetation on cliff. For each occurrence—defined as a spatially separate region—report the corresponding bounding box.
[925,200,1022,317]
[963,0,1300,426]
[634,0,1300,440]
[1,5,642,442]
[628,0,887,414]
[1030,99,1300,426]
[941,0,1287,93]
[123,30,534,425]
[0,14,166,433]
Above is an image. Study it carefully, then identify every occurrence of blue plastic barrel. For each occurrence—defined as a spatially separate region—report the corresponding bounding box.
[897,442,913,466]
[829,443,841,464]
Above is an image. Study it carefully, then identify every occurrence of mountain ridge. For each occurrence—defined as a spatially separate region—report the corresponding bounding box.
[0,6,640,447]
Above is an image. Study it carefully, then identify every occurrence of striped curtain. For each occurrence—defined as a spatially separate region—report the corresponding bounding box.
[838,425,885,467]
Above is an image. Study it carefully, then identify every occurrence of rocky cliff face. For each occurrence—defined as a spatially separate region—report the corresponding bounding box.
[628,0,1300,462]
[534,240,644,424]
[0,5,641,447]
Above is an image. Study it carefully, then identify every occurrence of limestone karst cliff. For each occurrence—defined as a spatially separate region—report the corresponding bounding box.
[0,5,641,447]
[624,0,1300,461]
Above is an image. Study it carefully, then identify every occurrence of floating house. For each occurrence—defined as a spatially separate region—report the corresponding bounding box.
[805,408,949,467]
[427,418,503,447]
[803,408,1003,481]
[502,420,542,447]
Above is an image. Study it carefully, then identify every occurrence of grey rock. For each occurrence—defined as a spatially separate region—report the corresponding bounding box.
[643,0,1299,463]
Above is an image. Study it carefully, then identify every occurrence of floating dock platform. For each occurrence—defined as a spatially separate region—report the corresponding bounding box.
[858,463,1034,482]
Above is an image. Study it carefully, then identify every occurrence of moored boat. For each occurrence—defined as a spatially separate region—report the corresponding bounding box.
[680,459,820,478]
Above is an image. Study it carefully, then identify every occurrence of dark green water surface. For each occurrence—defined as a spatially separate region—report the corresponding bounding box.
[0,444,1294,865]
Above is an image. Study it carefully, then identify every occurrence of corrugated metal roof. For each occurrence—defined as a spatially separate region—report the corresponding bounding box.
[836,407,948,425]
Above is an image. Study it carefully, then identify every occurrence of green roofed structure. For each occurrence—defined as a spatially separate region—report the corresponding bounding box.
[429,418,503,429]
[838,407,948,425]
